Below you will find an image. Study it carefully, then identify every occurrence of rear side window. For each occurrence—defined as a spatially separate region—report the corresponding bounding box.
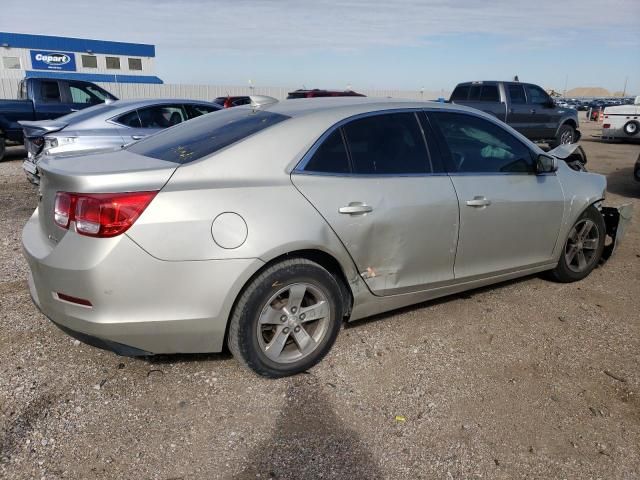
[40,81,60,102]
[186,104,220,118]
[508,84,526,104]
[431,111,534,174]
[343,112,430,174]
[479,85,499,102]
[128,108,290,163]
[305,129,350,174]
[116,110,142,128]
[450,85,470,101]
[137,105,186,128]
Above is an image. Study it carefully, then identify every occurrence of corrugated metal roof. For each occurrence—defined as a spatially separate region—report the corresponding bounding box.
[25,71,163,84]
[0,32,155,57]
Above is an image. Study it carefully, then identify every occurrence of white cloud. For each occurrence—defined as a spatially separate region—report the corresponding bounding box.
[2,0,639,52]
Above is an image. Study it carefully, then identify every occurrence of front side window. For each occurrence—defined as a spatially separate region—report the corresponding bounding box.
[185,104,220,118]
[106,56,120,69]
[2,56,21,69]
[525,85,550,105]
[127,108,290,164]
[128,58,142,70]
[342,112,430,174]
[508,84,526,104]
[432,112,534,174]
[81,55,97,68]
[304,129,350,174]
[137,105,187,128]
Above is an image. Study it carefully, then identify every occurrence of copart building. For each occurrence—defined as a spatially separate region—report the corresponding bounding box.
[0,31,162,86]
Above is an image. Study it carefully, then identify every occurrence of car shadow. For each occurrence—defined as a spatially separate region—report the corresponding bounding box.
[606,166,640,199]
[231,375,384,480]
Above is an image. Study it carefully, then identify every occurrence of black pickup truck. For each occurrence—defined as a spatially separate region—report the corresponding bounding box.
[0,77,117,160]
[450,81,580,148]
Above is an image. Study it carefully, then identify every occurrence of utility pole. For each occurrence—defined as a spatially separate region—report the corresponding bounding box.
[563,74,568,97]
[622,76,628,97]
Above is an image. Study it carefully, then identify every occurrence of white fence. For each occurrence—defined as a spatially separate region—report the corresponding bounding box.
[0,77,446,101]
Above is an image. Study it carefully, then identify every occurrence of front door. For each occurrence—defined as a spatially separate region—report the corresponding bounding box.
[428,110,565,280]
[525,84,558,139]
[505,83,535,137]
[291,111,459,295]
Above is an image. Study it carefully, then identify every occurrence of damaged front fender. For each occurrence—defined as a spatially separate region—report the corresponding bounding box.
[601,203,633,261]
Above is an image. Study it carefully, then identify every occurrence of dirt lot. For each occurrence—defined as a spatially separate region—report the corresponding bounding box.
[1,121,639,480]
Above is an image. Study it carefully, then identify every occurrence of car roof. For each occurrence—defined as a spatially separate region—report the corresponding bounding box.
[107,98,217,108]
[257,96,484,121]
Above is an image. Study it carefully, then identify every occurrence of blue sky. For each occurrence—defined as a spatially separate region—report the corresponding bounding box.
[2,0,639,94]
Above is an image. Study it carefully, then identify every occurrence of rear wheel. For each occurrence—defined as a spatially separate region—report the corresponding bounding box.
[548,206,605,283]
[550,124,575,148]
[227,258,343,377]
[623,120,639,136]
[0,137,5,162]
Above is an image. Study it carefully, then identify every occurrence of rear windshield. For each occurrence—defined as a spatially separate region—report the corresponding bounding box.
[127,108,290,163]
[57,103,117,123]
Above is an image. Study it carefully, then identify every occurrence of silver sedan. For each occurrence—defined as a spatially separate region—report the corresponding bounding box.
[20,98,221,184]
[22,98,630,377]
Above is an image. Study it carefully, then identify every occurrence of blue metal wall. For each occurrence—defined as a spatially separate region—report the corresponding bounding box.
[0,32,155,57]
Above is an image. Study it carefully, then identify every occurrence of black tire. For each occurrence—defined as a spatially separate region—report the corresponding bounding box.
[0,137,5,162]
[623,120,639,136]
[549,124,575,148]
[227,258,344,378]
[548,206,605,283]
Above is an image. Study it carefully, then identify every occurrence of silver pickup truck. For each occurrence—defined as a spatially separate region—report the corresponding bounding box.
[450,81,580,148]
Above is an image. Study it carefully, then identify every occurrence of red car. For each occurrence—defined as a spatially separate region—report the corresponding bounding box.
[287,89,366,99]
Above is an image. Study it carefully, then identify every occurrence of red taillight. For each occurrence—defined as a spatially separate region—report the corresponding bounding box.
[54,192,73,228]
[53,191,157,237]
[603,124,610,129]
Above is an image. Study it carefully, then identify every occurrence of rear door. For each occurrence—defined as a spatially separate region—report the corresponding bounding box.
[291,111,459,295]
[452,83,507,122]
[428,110,564,279]
[505,83,534,137]
[525,84,557,139]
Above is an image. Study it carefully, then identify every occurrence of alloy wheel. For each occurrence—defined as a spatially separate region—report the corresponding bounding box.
[256,283,331,364]
[564,219,599,273]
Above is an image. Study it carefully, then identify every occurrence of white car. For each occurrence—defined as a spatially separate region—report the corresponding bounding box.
[602,96,640,141]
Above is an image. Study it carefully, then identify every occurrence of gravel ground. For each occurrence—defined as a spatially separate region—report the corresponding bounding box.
[1,121,639,480]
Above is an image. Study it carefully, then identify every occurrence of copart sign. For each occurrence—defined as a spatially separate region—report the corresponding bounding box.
[30,50,76,71]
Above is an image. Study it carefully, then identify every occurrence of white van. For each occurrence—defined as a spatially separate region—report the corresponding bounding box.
[602,96,640,141]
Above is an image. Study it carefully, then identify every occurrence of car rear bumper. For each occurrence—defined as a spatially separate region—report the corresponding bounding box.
[23,208,264,355]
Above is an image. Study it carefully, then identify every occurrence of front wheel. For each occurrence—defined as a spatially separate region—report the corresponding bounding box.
[227,258,344,377]
[548,206,605,283]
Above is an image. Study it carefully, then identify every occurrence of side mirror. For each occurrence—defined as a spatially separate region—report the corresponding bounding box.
[536,154,558,174]
[545,98,556,108]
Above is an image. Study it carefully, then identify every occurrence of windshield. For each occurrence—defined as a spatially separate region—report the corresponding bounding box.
[127,108,290,164]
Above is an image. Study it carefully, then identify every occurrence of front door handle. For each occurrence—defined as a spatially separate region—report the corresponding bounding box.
[339,203,373,215]
[466,196,491,208]
[530,109,536,114]
[131,135,146,140]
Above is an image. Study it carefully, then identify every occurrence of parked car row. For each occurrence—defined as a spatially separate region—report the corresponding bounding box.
[449,80,580,148]
[21,99,221,183]
[21,93,631,377]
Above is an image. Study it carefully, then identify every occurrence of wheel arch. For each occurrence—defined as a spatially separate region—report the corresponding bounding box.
[222,247,356,348]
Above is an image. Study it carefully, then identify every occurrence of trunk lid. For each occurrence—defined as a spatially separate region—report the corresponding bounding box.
[19,119,68,138]
[37,149,178,245]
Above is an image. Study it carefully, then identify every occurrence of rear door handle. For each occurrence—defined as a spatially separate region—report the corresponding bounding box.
[339,203,373,215]
[530,109,536,114]
[131,135,146,140]
[466,196,491,208]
